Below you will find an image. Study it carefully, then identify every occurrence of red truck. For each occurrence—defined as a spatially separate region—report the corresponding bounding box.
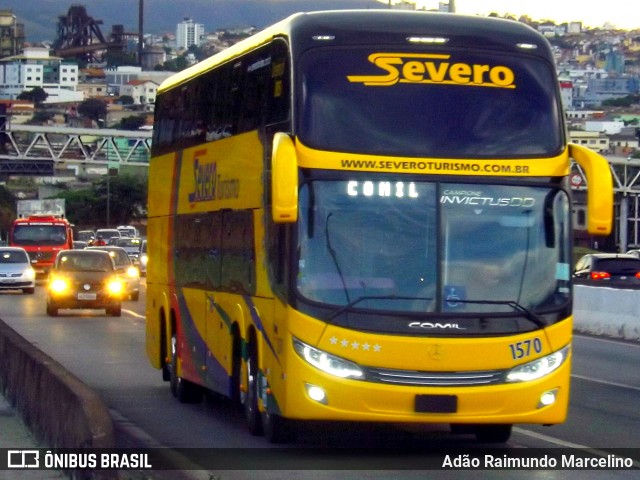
[9,214,74,277]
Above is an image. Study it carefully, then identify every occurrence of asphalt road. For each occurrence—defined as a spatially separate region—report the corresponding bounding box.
[1,282,638,479]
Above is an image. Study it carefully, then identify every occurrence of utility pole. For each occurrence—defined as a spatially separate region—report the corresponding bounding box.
[449,0,456,13]
[138,0,144,67]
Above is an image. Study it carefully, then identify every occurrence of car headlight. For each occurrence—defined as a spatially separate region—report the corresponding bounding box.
[106,279,124,295]
[126,266,139,278]
[140,254,148,267]
[49,277,69,294]
[506,345,570,383]
[293,338,364,379]
[24,267,36,280]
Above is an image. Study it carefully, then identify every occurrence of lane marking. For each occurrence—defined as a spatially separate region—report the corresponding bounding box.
[124,309,146,319]
[571,374,640,392]
[514,426,589,448]
[574,334,640,348]
[514,427,640,468]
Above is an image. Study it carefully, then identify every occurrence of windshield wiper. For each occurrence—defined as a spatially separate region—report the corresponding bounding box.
[450,299,546,329]
[324,212,350,304]
[326,295,434,322]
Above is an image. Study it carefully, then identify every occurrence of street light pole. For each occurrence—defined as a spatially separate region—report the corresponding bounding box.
[107,173,110,227]
[106,162,119,227]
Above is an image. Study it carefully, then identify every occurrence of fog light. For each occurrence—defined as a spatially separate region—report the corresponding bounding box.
[306,384,327,404]
[538,389,558,408]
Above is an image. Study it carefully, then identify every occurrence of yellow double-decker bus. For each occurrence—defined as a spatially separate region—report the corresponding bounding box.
[146,10,613,443]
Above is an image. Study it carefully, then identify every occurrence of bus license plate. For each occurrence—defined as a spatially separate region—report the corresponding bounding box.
[415,394,457,413]
[77,293,97,301]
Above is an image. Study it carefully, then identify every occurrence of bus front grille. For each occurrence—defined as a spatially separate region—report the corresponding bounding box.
[364,367,506,386]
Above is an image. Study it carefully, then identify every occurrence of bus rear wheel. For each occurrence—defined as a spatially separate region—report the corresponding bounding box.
[169,334,204,404]
[242,350,262,436]
[475,424,512,443]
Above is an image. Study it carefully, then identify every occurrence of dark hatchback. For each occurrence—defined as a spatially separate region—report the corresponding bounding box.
[573,253,640,288]
[46,249,125,316]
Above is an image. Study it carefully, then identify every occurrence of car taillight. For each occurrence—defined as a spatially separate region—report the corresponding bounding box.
[635,272,640,279]
[590,271,610,280]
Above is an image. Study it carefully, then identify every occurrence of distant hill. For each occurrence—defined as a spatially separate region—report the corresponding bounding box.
[5,0,387,43]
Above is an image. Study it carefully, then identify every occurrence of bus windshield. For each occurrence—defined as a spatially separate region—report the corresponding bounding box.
[298,46,562,158]
[295,181,571,319]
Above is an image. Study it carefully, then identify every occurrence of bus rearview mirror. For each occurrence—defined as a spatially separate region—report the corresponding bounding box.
[271,132,299,223]
[569,143,613,236]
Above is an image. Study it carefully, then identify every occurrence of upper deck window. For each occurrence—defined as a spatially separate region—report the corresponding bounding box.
[298,46,562,159]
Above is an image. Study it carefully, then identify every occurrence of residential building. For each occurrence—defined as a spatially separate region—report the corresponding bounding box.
[0,47,82,103]
[567,130,610,153]
[119,79,158,106]
[77,68,108,99]
[609,128,640,155]
[176,18,205,50]
[585,120,625,134]
[104,66,172,96]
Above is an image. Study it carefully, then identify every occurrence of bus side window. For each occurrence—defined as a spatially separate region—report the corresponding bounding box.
[221,210,255,295]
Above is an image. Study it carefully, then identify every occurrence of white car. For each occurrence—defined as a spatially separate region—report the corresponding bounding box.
[114,237,143,262]
[139,240,147,277]
[0,246,36,294]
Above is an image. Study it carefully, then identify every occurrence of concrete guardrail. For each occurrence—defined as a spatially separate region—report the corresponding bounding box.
[574,285,640,341]
[0,319,115,478]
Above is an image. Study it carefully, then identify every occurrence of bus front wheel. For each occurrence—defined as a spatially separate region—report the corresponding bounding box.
[475,424,512,443]
[262,410,294,444]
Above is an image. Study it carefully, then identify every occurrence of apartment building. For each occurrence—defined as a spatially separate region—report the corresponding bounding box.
[0,47,83,103]
[176,18,205,50]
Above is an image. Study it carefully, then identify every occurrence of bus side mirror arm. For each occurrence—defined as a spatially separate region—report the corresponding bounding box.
[271,132,299,223]
[569,143,613,236]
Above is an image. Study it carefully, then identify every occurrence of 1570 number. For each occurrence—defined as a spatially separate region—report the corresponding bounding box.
[509,338,542,360]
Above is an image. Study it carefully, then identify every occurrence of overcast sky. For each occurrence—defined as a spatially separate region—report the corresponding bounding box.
[382,0,639,30]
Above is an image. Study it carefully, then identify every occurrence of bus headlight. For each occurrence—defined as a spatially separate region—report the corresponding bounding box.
[293,338,364,380]
[506,345,570,383]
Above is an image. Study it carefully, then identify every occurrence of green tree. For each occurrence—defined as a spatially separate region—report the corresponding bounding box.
[161,56,189,72]
[28,111,55,125]
[17,87,48,105]
[117,115,147,131]
[55,174,147,227]
[0,185,16,239]
[119,95,135,105]
[53,189,100,226]
[78,98,108,124]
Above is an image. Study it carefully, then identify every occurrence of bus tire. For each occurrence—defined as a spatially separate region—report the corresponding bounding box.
[475,424,512,443]
[243,349,263,436]
[230,331,242,406]
[262,411,294,444]
[169,334,203,404]
[161,322,170,382]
